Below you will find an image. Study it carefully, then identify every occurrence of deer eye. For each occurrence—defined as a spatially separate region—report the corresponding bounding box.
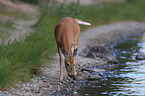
[73,48,77,56]
[67,63,70,66]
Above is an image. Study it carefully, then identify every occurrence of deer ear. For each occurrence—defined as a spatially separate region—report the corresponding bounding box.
[73,48,77,56]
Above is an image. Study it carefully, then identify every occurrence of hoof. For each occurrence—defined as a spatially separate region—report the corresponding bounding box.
[67,75,71,80]
[71,80,76,83]
[59,81,63,84]
[72,79,76,83]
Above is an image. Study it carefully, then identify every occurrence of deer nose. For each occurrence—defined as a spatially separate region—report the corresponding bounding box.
[69,68,73,78]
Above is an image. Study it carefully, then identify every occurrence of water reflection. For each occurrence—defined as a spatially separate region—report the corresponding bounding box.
[76,33,145,95]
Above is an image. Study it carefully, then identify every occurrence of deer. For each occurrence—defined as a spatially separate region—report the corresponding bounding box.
[54,17,91,82]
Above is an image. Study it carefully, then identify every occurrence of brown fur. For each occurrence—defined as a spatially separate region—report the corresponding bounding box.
[54,17,84,82]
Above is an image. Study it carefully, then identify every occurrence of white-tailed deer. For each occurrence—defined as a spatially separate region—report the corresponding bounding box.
[55,17,91,82]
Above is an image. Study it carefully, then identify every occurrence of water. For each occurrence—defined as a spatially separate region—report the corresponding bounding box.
[71,33,145,95]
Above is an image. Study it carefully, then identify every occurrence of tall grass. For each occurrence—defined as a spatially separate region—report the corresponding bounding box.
[1,0,145,90]
[80,0,145,26]
[0,0,80,90]
[0,20,15,40]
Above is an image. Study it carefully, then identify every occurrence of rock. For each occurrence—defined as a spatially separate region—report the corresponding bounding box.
[106,56,118,64]
[73,91,77,94]
[87,75,101,80]
[81,68,105,73]
[91,69,106,72]
[79,68,106,80]
[136,53,145,60]
[81,68,94,73]
[79,45,118,64]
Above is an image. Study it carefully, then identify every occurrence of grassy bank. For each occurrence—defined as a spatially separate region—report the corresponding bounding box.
[1,0,145,90]
[85,2,145,24]
[0,20,15,41]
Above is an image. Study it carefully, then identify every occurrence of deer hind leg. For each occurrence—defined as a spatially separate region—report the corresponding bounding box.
[58,48,63,82]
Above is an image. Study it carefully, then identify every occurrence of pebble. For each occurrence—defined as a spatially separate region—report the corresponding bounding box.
[92,69,106,72]
[73,91,77,94]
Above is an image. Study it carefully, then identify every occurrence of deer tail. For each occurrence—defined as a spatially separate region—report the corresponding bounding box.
[75,19,91,26]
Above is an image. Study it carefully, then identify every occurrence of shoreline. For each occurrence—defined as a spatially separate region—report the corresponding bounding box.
[78,21,145,53]
[1,21,145,95]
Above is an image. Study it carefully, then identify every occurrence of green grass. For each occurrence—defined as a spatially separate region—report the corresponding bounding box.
[1,0,145,90]
[80,1,145,27]
[0,20,15,41]
[0,13,58,90]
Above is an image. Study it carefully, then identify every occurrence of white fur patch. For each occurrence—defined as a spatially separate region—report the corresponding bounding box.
[76,21,91,26]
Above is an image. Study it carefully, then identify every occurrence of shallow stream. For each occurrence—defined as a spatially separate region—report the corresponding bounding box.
[68,33,145,95]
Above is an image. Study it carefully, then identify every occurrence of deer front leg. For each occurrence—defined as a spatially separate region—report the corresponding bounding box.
[58,48,63,82]
[60,56,63,82]
[73,57,77,82]
[73,66,76,81]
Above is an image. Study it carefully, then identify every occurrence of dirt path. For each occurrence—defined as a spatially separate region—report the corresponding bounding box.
[57,0,126,5]
[0,0,39,44]
[78,21,145,53]
[0,17,38,44]
[1,21,145,95]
